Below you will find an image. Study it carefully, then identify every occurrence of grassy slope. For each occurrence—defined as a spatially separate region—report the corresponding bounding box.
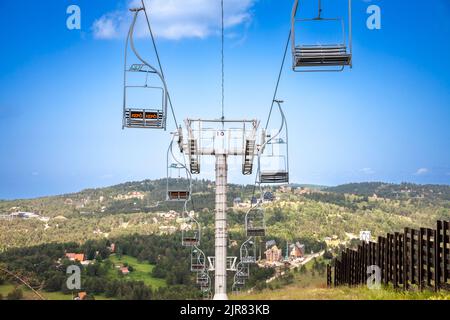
[232,258,450,301]
[107,255,166,289]
[236,286,450,300]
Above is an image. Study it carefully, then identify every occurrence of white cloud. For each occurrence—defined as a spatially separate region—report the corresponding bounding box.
[359,168,375,175]
[92,0,257,40]
[414,168,429,176]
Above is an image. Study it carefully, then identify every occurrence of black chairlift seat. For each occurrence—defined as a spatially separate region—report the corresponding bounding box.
[124,109,165,129]
[260,171,289,184]
[182,237,199,247]
[294,45,351,67]
[167,190,190,201]
[191,264,205,271]
[247,228,266,237]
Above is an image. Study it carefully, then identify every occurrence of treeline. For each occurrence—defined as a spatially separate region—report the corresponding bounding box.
[302,192,370,211]
[326,182,450,202]
[0,235,203,300]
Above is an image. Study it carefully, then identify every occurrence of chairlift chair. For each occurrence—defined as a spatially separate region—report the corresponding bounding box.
[191,247,206,272]
[232,283,243,295]
[258,100,289,185]
[182,215,201,247]
[240,238,257,264]
[245,207,266,237]
[236,262,250,279]
[123,7,168,129]
[166,137,192,202]
[291,0,353,72]
[196,271,210,286]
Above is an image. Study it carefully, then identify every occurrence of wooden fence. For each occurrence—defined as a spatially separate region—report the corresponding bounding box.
[327,220,450,291]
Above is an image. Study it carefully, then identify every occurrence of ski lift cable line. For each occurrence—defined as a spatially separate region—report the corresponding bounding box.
[140,0,179,130]
[221,0,225,121]
[264,29,291,131]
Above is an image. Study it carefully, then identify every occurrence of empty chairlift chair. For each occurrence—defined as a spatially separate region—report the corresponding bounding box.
[240,238,257,264]
[166,136,192,202]
[291,0,353,72]
[182,216,200,247]
[123,7,168,129]
[245,207,266,237]
[196,270,210,287]
[258,100,289,184]
[191,247,206,272]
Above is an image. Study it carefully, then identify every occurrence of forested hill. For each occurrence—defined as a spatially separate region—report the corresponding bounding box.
[325,182,450,201]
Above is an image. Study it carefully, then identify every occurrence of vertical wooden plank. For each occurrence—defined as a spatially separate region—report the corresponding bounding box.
[419,228,424,291]
[433,229,439,292]
[403,228,409,290]
[397,232,403,285]
[377,237,382,282]
[335,260,339,287]
[342,251,346,285]
[436,220,443,289]
[444,221,449,284]
[327,264,331,288]
[426,228,432,288]
[393,232,398,288]
[411,229,416,285]
[387,234,392,284]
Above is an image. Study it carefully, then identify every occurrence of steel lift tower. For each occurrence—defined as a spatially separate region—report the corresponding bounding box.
[179,119,261,300]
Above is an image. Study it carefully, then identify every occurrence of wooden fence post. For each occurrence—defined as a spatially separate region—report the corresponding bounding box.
[393,232,398,288]
[403,228,409,291]
[419,228,424,291]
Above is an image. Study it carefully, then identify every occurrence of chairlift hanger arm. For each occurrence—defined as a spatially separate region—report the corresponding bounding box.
[128,10,167,96]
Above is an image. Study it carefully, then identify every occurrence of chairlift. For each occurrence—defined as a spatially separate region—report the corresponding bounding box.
[232,262,248,294]
[291,0,353,72]
[182,214,201,247]
[232,283,243,295]
[166,135,192,202]
[245,207,266,237]
[196,270,210,286]
[258,100,289,184]
[123,7,168,129]
[191,247,206,272]
[240,238,257,264]
[236,262,250,279]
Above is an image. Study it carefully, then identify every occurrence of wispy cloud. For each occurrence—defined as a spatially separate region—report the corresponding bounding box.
[92,0,257,40]
[359,168,375,175]
[414,168,429,176]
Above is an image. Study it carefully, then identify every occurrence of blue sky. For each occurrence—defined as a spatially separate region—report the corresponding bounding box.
[0,0,449,200]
